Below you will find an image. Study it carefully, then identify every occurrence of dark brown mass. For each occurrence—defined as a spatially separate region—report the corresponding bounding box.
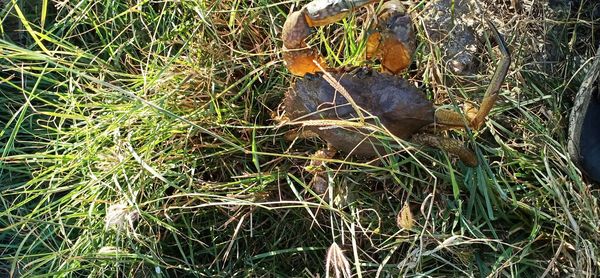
[284,69,434,156]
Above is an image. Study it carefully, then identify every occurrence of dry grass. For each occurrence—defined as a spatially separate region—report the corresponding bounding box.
[1,0,599,277]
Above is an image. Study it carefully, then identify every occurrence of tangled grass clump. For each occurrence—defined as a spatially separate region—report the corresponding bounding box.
[1,0,599,276]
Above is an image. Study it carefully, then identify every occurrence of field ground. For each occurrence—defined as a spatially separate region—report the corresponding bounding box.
[1,0,600,277]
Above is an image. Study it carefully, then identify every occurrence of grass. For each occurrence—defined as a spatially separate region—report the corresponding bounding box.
[1,0,599,276]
